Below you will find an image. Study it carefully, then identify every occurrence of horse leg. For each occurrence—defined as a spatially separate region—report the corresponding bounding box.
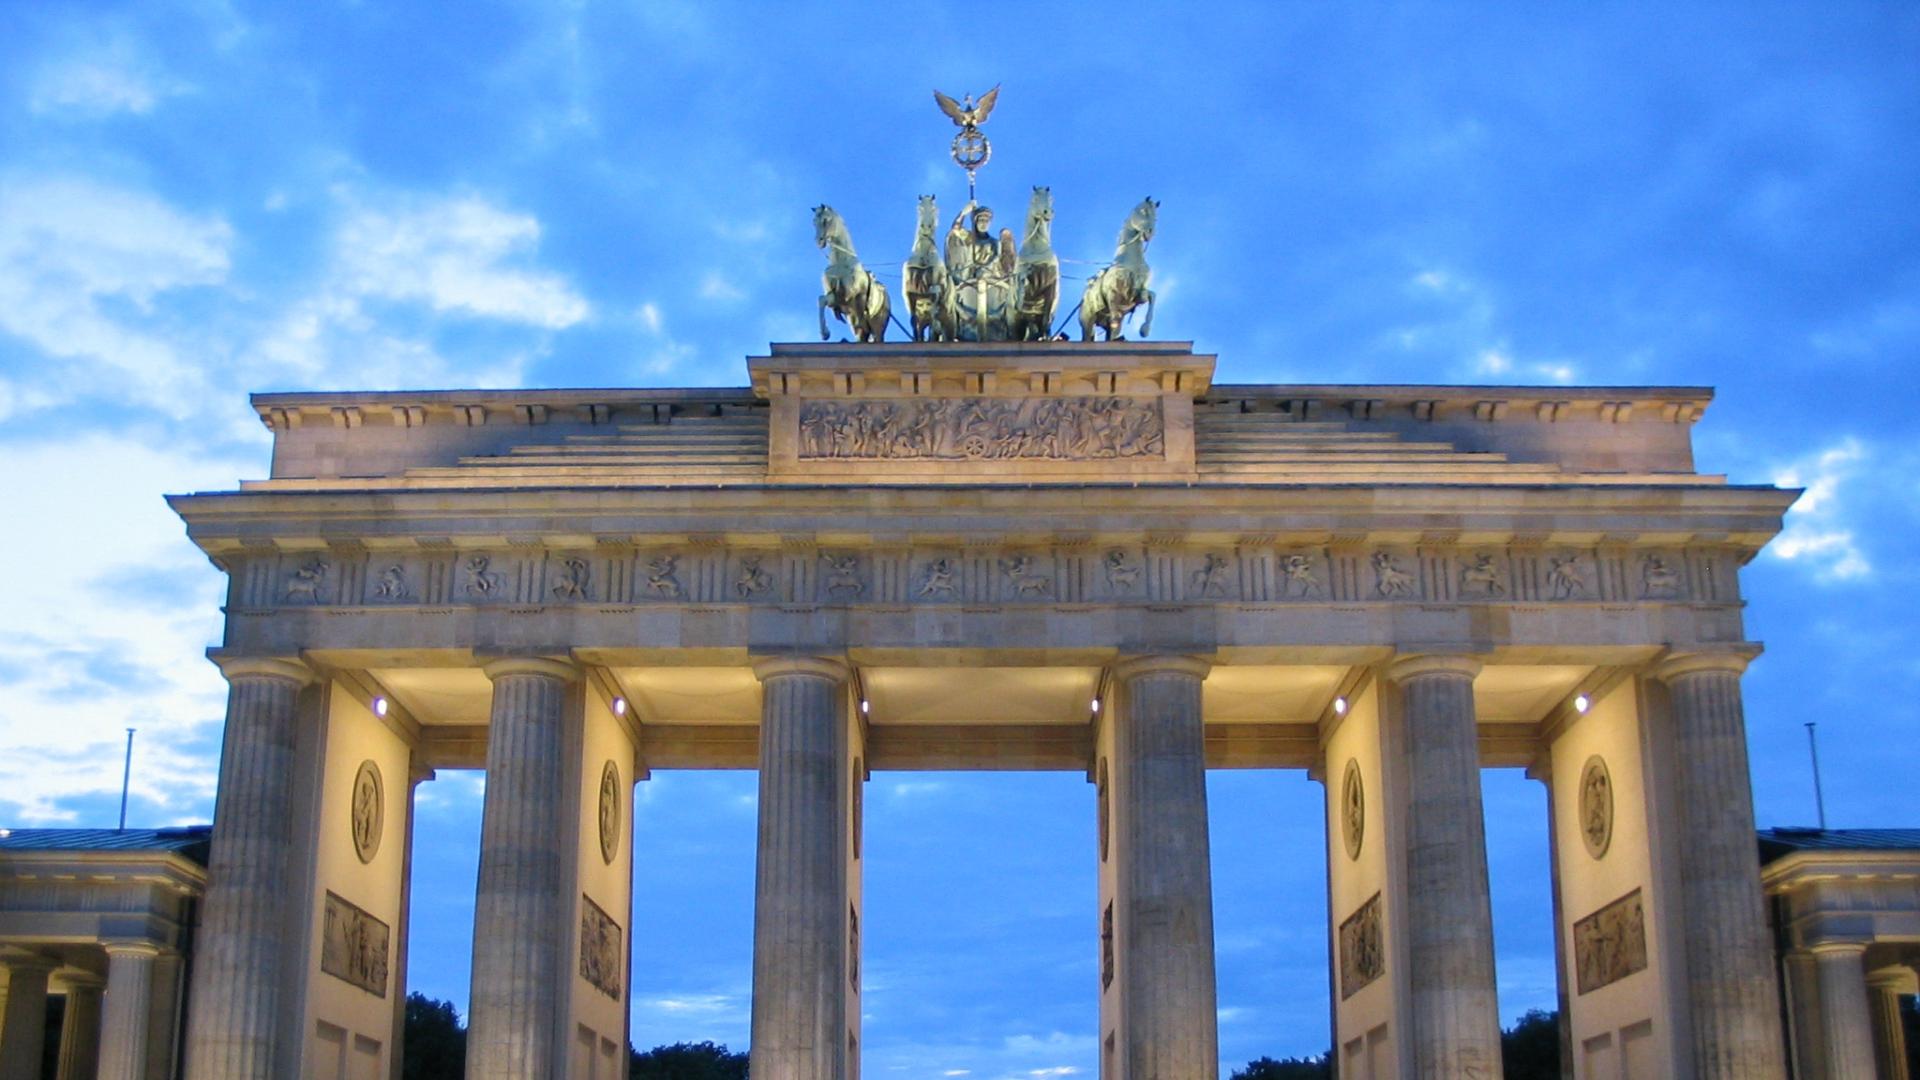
[819,294,832,341]
[1140,288,1156,337]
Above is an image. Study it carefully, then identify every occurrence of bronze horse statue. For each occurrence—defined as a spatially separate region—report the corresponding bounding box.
[1080,197,1158,342]
[901,195,956,342]
[814,204,890,343]
[1010,186,1059,342]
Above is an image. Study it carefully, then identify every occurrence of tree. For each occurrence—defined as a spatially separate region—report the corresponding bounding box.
[402,993,466,1080]
[1501,1009,1562,1080]
[629,1040,749,1080]
[1230,1052,1333,1079]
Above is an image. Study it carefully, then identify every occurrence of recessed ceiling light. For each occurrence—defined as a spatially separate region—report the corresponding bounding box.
[1574,694,1591,714]
[613,697,627,717]
[1333,697,1348,716]
[373,697,388,717]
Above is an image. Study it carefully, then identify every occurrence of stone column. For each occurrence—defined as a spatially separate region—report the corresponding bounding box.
[1866,969,1911,1080]
[53,975,102,1080]
[749,656,852,1080]
[1386,654,1503,1080]
[1111,655,1219,1078]
[1655,653,1788,1078]
[1782,949,1827,1080]
[0,953,55,1080]
[466,657,578,1080]
[1810,943,1876,1079]
[97,942,161,1080]
[183,654,314,1080]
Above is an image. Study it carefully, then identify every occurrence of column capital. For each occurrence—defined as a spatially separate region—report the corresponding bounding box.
[1111,654,1212,682]
[1808,940,1871,959]
[208,652,314,686]
[55,972,105,992]
[751,654,850,684]
[100,941,165,961]
[1654,648,1757,682]
[479,655,579,682]
[1386,652,1483,683]
[1866,967,1919,994]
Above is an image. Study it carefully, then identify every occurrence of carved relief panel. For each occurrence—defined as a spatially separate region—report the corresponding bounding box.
[1339,893,1384,999]
[579,894,623,1000]
[1573,888,1647,994]
[321,891,389,997]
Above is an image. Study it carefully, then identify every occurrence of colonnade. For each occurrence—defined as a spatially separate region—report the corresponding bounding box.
[168,648,1797,1079]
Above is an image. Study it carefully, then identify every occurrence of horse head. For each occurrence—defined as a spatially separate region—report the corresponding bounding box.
[915,194,939,240]
[1127,197,1158,244]
[813,204,841,249]
[1028,185,1053,224]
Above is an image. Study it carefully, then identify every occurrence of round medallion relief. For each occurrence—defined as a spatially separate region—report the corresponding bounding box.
[1579,755,1614,860]
[597,760,621,866]
[1341,759,1365,861]
[350,760,383,865]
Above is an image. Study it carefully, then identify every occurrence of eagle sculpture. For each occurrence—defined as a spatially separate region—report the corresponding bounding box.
[934,86,1000,131]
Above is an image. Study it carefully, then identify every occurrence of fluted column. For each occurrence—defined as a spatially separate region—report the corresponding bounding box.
[1112,655,1219,1079]
[1656,652,1787,1078]
[0,953,55,1080]
[97,942,161,1080]
[184,656,313,1080]
[1783,949,1827,1079]
[466,657,578,1080]
[749,656,851,1080]
[1388,654,1502,1080]
[1810,943,1876,1079]
[1867,969,1912,1080]
[53,974,102,1080]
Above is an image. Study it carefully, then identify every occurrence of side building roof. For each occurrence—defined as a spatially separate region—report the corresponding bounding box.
[1759,826,1920,863]
[0,825,212,865]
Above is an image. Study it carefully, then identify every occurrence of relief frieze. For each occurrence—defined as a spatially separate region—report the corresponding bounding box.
[321,891,389,997]
[1573,888,1648,994]
[240,545,1728,611]
[1339,892,1384,999]
[797,396,1164,461]
[580,894,623,1000]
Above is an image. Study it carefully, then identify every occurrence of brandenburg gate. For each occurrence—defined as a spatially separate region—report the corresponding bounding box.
[165,341,1797,1078]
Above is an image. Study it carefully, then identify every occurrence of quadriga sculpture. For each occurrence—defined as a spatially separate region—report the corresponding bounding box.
[902,194,956,342]
[813,204,890,343]
[1080,197,1158,342]
[1011,185,1059,341]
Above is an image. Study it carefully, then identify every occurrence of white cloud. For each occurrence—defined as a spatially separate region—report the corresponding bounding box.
[336,194,589,328]
[1770,438,1871,581]
[0,175,230,414]
[0,435,246,821]
[699,272,745,302]
[29,38,187,117]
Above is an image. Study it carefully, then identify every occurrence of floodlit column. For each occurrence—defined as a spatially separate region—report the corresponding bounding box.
[184,656,314,1079]
[1111,655,1219,1078]
[1782,949,1827,1079]
[52,974,102,1080]
[1386,654,1503,1079]
[0,953,55,1080]
[1867,969,1913,1080]
[97,943,161,1080]
[749,656,853,1080]
[1810,943,1876,1079]
[1655,653,1788,1078]
[466,657,578,1080]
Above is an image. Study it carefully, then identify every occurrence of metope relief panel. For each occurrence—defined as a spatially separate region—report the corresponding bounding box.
[729,552,778,601]
[1573,888,1648,995]
[1274,549,1328,600]
[280,555,333,605]
[579,894,623,1000]
[321,891,389,998]
[1455,551,1510,600]
[999,552,1058,601]
[818,552,867,601]
[797,396,1164,461]
[1338,893,1384,1000]
[1638,551,1687,600]
[545,553,594,602]
[1100,547,1145,600]
[1368,549,1420,600]
[458,552,511,603]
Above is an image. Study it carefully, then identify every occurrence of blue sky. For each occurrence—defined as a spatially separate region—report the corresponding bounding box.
[1,2,1917,1075]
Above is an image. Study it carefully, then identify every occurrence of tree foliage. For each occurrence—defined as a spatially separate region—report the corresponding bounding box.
[402,993,466,1080]
[1229,1052,1333,1079]
[629,1041,749,1080]
[1501,1008,1562,1080]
